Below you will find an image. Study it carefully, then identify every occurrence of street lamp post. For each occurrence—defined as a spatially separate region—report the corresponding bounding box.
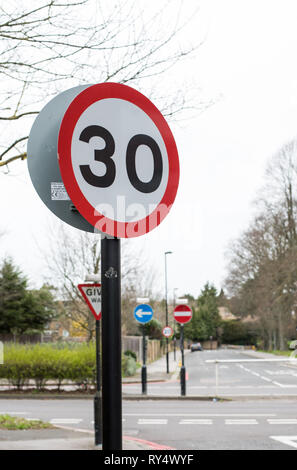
[164,251,172,374]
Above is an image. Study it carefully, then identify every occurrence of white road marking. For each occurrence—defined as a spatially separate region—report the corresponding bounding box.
[236,386,254,389]
[265,369,297,377]
[188,386,207,389]
[272,384,297,388]
[268,419,297,425]
[179,419,212,425]
[272,381,286,387]
[225,419,258,425]
[257,385,279,388]
[270,435,297,449]
[124,414,297,427]
[138,419,168,425]
[50,418,83,424]
[237,364,291,387]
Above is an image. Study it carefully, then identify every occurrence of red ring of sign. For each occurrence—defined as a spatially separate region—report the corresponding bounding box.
[173,304,192,324]
[162,326,174,338]
[58,82,179,238]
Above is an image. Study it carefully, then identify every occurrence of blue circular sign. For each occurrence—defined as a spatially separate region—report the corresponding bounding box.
[134,304,154,324]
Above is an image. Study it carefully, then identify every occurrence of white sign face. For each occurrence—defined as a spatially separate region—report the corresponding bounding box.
[58,83,179,238]
[71,99,169,222]
[78,284,101,320]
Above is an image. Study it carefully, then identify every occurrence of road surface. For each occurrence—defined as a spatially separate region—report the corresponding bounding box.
[123,348,297,397]
[0,398,297,450]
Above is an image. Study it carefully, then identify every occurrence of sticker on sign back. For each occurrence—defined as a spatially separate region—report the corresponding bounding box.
[51,182,70,201]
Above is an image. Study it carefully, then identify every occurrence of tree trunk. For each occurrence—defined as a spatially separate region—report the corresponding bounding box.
[273,329,277,350]
[278,312,285,350]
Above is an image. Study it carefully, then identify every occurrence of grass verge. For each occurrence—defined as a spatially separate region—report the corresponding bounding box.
[0,414,53,430]
[258,350,292,357]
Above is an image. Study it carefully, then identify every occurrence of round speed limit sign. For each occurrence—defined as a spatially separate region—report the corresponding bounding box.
[58,83,179,238]
[162,326,174,338]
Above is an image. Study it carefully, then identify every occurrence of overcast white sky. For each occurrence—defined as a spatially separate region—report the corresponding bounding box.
[1,0,297,300]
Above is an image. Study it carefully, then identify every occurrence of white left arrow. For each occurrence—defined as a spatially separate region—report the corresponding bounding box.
[136,309,144,317]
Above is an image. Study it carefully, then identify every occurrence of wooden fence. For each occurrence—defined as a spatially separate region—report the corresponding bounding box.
[122,336,167,363]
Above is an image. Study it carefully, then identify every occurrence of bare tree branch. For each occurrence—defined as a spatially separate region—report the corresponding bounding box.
[0,0,207,169]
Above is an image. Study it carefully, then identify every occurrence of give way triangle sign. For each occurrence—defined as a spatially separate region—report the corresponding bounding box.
[78,283,101,320]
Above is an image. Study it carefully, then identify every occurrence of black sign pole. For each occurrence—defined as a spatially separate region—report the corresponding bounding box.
[142,325,147,395]
[94,318,102,446]
[173,320,177,361]
[180,324,186,396]
[101,236,122,450]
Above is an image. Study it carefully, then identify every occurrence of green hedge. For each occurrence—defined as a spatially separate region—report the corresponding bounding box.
[0,343,137,390]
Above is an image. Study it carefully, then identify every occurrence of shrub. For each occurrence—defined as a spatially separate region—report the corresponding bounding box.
[124,350,137,361]
[122,355,137,377]
[0,342,136,389]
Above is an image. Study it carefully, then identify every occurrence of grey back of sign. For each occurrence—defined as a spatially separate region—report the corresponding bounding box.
[27,85,96,233]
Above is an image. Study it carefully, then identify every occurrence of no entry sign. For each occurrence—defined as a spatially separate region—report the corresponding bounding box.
[58,82,179,238]
[173,304,192,324]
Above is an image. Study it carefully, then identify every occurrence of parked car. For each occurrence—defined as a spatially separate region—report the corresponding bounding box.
[289,340,297,350]
[190,342,203,352]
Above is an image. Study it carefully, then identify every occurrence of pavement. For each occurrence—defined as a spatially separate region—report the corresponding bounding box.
[0,427,173,450]
[122,349,184,384]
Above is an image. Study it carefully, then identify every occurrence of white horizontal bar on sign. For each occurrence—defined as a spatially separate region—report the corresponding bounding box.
[174,312,191,316]
[206,358,297,363]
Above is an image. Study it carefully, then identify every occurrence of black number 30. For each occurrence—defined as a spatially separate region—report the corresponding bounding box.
[79,125,163,193]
